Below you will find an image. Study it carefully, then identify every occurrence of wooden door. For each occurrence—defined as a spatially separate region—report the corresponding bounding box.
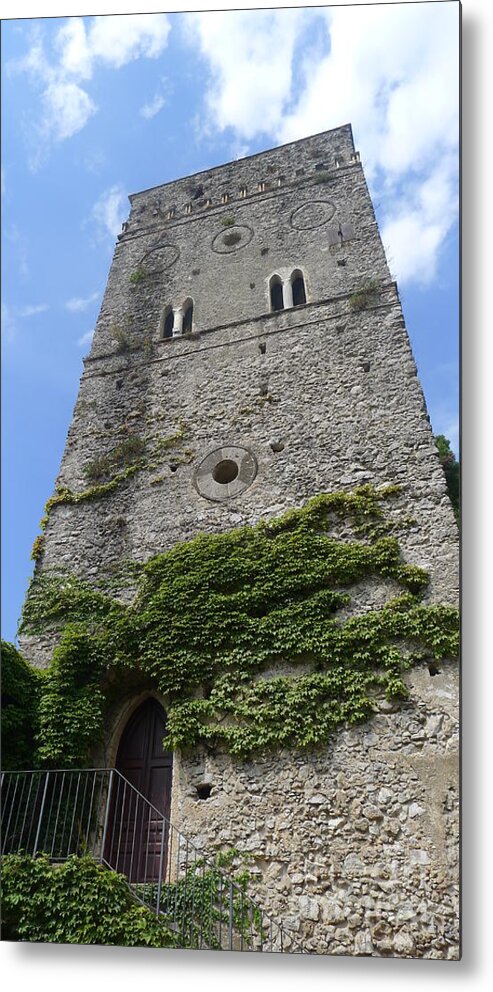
[106,698,172,882]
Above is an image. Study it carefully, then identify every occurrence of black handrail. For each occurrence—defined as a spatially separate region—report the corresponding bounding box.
[1,768,300,953]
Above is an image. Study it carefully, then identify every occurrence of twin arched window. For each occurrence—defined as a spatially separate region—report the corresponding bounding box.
[270,276,284,312]
[160,299,194,339]
[162,306,174,338]
[182,300,193,334]
[291,270,306,306]
[269,270,307,312]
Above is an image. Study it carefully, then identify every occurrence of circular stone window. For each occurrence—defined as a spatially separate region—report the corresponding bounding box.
[211,225,253,254]
[139,243,180,273]
[212,459,239,484]
[194,446,257,501]
[290,200,336,231]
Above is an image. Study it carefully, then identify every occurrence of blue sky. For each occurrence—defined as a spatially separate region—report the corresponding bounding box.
[1,3,460,644]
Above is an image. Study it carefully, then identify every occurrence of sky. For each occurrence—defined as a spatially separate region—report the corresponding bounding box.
[1,1,460,644]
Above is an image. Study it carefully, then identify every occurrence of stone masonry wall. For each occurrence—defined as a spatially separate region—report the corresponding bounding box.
[20,126,459,958]
[166,662,459,959]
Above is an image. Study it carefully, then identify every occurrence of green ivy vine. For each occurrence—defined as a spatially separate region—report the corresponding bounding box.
[30,424,190,562]
[17,485,458,766]
[0,854,180,946]
[1,849,262,949]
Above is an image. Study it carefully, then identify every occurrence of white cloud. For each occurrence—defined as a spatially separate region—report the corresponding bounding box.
[185,4,459,287]
[382,156,458,286]
[140,92,166,120]
[65,291,100,312]
[77,328,95,348]
[18,303,49,317]
[185,8,309,140]
[88,14,170,68]
[41,80,96,141]
[90,184,128,240]
[9,13,171,158]
[55,17,93,79]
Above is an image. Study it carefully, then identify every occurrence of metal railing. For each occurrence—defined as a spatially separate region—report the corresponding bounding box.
[1,768,298,953]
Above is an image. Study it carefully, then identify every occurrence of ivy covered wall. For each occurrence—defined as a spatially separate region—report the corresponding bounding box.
[4,485,458,771]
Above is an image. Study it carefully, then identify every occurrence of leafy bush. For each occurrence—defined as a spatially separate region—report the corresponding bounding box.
[1,641,43,770]
[223,231,241,246]
[349,278,381,311]
[435,435,460,524]
[1,854,180,946]
[313,171,331,184]
[129,267,147,285]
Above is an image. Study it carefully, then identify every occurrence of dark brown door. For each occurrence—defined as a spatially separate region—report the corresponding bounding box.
[106,698,172,882]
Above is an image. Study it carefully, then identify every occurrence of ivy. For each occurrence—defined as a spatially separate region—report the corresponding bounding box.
[84,435,146,481]
[1,850,265,949]
[129,267,147,285]
[1,854,180,946]
[39,465,141,529]
[30,424,190,562]
[16,485,459,765]
[1,641,44,769]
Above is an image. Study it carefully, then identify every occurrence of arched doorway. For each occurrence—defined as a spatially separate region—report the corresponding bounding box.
[105,698,172,881]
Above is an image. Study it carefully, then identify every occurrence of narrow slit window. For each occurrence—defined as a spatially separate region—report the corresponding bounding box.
[292,273,306,306]
[162,308,174,339]
[270,276,284,312]
[182,301,193,334]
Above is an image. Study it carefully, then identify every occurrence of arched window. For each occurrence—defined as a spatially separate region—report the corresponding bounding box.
[161,306,174,339]
[182,300,193,334]
[270,275,284,312]
[291,270,307,306]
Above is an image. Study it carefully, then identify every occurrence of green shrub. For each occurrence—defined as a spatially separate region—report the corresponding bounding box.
[1,854,180,946]
[349,278,381,311]
[313,171,331,184]
[223,231,241,247]
[84,435,145,481]
[1,641,44,770]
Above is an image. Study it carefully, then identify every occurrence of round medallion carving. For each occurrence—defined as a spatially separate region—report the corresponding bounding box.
[211,225,253,254]
[140,243,180,273]
[290,201,336,231]
[194,445,258,501]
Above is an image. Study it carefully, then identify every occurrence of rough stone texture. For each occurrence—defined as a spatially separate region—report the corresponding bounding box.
[20,125,459,958]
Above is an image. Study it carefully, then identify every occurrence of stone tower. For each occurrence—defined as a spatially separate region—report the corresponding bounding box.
[21,124,459,958]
